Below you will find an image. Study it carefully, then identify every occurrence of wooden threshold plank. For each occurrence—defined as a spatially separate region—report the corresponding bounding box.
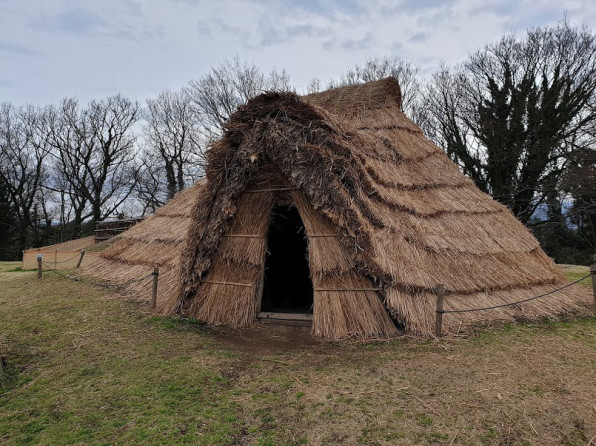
[258,312,313,322]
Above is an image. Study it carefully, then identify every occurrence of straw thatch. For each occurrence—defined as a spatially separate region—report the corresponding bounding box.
[23,236,98,269]
[84,180,205,307]
[89,78,590,340]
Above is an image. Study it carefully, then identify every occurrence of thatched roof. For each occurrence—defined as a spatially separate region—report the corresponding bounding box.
[86,180,206,306]
[89,78,589,340]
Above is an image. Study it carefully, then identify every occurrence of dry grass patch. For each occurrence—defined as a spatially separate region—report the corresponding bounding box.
[0,268,594,445]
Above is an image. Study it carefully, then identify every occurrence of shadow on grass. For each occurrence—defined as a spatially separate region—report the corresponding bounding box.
[5,267,36,273]
[145,315,206,332]
[0,347,37,393]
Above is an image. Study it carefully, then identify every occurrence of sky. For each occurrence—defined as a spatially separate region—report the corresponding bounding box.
[1,0,594,106]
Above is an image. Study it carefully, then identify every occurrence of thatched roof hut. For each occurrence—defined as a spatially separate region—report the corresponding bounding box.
[89,78,589,340]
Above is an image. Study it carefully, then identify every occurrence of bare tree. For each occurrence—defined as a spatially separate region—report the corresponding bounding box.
[133,151,169,216]
[143,89,204,199]
[0,103,51,250]
[423,20,596,224]
[186,57,293,139]
[0,175,16,258]
[305,78,322,95]
[44,98,90,237]
[267,68,292,92]
[81,95,140,222]
[562,145,596,252]
[327,56,422,116]
[45,95,140,224]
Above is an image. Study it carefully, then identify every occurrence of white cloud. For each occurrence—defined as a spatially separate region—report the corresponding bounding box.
[0,0,593,104]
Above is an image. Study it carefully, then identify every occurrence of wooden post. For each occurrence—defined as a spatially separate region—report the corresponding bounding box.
[54,248,58,269]
[435,284,445,338]
[37,255,43,279]
[150,266,159,309]
[591,263,596,311]
[76,249,86,268]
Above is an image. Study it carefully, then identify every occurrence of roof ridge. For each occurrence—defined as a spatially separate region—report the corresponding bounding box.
[302,77,402,112]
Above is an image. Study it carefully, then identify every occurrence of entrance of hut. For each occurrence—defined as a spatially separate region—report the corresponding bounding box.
[259,205,314,323]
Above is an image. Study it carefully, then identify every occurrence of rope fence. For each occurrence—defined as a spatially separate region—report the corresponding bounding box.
[44,252,82,265]
[27,249,99,270]
[38,257,159,308]
[434,269,595,337]
[31,251,595,336]
[439,275,591,315]
[41,260,154,288]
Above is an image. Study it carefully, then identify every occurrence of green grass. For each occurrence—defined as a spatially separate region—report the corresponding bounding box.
[0,262,34,273]
[564,266,592,287]
[1,269,595,445]
[0,274,245,445]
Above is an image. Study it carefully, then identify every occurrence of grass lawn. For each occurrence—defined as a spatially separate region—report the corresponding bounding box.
[0,261,35,274]
[562,265,592,287]
[0,264,594,445]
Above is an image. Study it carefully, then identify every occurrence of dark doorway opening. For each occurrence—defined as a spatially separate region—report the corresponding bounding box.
[260,205,314,315]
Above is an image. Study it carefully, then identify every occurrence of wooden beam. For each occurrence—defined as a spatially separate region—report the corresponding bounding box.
[435,284,445,338]
[591,263,595,310]
[258,312,313,322]
[260,318,312,326]
[202,280,255,287]
[222,234,265,238]
[314,288,382,292]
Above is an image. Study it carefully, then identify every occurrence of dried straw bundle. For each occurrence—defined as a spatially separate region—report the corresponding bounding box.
[184,182,273,326]
[88,78,591,339]
[81,180,206,311]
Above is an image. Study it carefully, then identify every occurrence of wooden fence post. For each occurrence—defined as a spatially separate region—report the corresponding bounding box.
[591,262,596,311]
[37,255,43,279]
[76,249,86,268]
[435,284,445,338]
[151,266,159,309]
